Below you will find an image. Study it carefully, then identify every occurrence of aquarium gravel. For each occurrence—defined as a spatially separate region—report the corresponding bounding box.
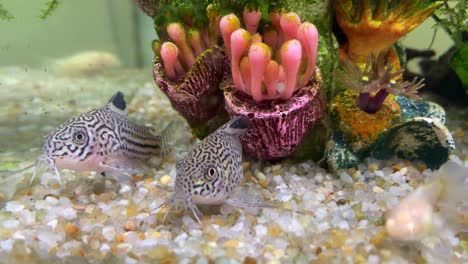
[0,68,467,263]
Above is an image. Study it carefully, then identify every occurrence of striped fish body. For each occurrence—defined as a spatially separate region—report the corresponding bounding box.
[168,116,251,221]
[42,91,170,184]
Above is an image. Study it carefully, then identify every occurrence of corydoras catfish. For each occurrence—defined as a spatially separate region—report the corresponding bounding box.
[30,91,173,185]
[155,116,271,224]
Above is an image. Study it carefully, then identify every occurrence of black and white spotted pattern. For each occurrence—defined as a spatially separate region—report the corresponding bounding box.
[170,116,251,218]
[42,91,166,176]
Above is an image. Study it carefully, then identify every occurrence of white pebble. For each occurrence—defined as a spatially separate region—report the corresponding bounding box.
[374,170,384,178]
[254,224,267,236]
[336,220,350,230]
[278,193,293,202]
[1,219,19,229]
[314,207,328,220]
[339,171,353,184]
[38,231,61,248]
[47,219,58,230]
[118,199,130,206]
[256,171,267,181]
[102,226,116,241]
[119,185,132,194]
[138,187,149,194]
[316,222,330,232]
[0,239,13,252]
[368,254,380,264]
[315,193,326,202]
[373,186,384,193]
[4,201,25,212]
[138,238,158,247]
[174,232,188,246]
[100,243,111,252]
[45,196,59,205]
[399,167,408,175]
[315,173,324,183]
[61,207,77,220]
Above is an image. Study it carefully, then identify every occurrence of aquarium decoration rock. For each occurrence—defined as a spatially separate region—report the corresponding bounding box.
[224,69,326,160]
[326,58,455,171]
[153,46,230,138]
[325,0,452,171]
[219,10,326,160]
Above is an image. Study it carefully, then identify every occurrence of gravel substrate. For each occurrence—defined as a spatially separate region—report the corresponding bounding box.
[0,67,466,263]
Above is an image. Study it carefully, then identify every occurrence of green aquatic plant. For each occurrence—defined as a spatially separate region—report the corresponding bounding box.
[433,0,466,48]
[0,2,14,20]
[39,0,61,20]
[432,0,467,89]
[334,52,425,114]
[0,0,61,20]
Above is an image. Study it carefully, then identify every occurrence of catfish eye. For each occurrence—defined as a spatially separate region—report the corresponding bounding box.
[205,167,217,180]
[73,131,86,143]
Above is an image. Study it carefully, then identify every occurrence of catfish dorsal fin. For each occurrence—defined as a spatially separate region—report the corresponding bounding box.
[107,91,127,115]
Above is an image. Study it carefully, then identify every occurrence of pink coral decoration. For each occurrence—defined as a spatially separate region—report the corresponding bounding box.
[223,68,326,160]
[220,11,319,102]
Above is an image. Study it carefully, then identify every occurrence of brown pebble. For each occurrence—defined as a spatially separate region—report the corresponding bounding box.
[65,223,80,236]
[116,233,125,243]
[73,204,87,211]
[123,221,137,231]
[243,256,257,264]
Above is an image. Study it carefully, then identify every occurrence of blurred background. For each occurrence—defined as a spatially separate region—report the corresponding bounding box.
[0,0,454,72]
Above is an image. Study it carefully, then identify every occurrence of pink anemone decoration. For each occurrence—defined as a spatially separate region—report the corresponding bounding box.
[221,10,326,160]
[151,5,231,138]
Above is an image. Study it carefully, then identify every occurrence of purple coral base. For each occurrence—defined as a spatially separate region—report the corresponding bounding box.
[223,68,326,160]
[153,46,230,126]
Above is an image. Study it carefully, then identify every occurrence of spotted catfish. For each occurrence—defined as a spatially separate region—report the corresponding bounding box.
[156,116,270,223]
[31,91,174,185]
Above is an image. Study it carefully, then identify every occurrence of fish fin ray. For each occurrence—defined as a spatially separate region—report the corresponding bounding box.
[226,186,274,208]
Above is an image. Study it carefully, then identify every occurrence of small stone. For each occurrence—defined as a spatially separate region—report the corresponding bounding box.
[315,193,326,202]
[126,204,138,218]
[325,229,348,249]
[45,196,59,205]
[243,256,257,264]
[255,171,266,181]
[146,245,172,259]
[123,221,137,232]
[416,163,427,172]
[5,201,24,212]
[339,171,353,185]
[102,226,116,241]
[370,229,388,246]
[368,163,379,172]
[116,233,125,243]
[317,222,330,232]
[159,175,171,186]
[61,207,77,220]
[314,207,328,220]
[65,223,80,237]
[315,173,324,183]
[222,239,239,248]
[254,225,267,236]
[373,186,384,193]
[392,164,403,171]
[267,223,282,237]
[47,219,58,230]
